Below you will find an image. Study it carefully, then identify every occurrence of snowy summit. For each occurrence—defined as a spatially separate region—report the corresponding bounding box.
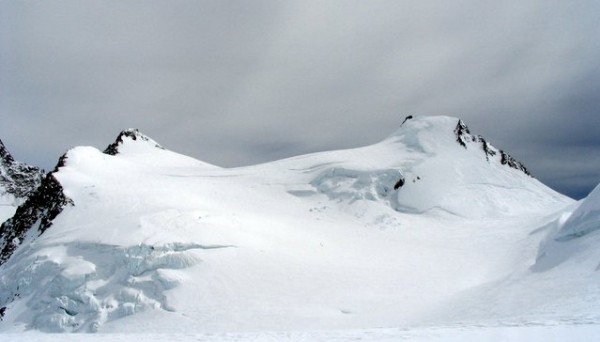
[0,116,598,338]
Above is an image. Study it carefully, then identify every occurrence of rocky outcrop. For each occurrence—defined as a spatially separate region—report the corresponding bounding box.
[454,119,473,148]
[0,138,45,203]
[401,115,414,126]
[478,136,497,161]
[453,120,531,176]
[499,150,531,176]
[0,154,73,265]
[104,129,164,155]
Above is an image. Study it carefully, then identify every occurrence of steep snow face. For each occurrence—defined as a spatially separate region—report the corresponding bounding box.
[0,117,575,333]
[0,139,45,221]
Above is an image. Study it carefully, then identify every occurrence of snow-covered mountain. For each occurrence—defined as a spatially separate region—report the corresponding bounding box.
[0,116,592,335]
[0,139,45,222]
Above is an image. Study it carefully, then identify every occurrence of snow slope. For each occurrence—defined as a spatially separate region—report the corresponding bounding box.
[4,323,600,342]
[424,182,600,329]
[0,116,582,334]
[551,183,600,242]
[531,182,600,276]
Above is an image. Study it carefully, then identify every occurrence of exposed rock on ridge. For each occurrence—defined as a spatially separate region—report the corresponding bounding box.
[454,120,531,176]
[0,154,73,266]
[104,128,164,155]
[0,139,45,203]
[1,128,165,267]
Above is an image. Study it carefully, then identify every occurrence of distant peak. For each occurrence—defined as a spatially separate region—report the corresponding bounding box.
[103,128,164,155]
[389,116,532,177]
[0,137,45,201]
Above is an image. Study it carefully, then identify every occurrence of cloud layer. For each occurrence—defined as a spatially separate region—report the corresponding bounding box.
[1,1,599,198]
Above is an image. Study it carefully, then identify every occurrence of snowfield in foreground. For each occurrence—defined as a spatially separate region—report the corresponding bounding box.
[1,116,598,339]
[5,324,600,342]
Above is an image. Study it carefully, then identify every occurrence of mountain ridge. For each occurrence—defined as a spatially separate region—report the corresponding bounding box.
[0,116,585,333]
[0,153,73,265]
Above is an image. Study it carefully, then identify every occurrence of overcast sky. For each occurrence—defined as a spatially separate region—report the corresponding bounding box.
[1,1,599,199]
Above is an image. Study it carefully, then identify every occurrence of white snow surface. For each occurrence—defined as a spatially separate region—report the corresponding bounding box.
[4,323,600,341]
[1,116,594,338]
[555,183,600,241]
[0,203,16,224]
[0,190,19,223]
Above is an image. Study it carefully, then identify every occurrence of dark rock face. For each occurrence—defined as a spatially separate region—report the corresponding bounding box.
[453,120,531,176]
[454,119,472,148]
[0,154,73,266]
[401,115,414,126]
[0,139,45,202]
[500,150,531,176]
[478,136,497,161]
[104,128,164,155]
[1,128,165,267]
[394,178,405,190]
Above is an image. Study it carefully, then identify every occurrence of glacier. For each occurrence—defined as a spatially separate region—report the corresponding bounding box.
[0,116,598,340]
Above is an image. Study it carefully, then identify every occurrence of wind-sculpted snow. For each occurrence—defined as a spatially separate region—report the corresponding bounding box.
[427,184,600,327]
[0,241,232,332]
[555,183,600,241]
[532,183,600,273]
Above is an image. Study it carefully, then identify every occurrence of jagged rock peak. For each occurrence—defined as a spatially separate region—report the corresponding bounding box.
[0,138,45,201]
[453,119,531,176]
[0,138,15,165]
[499,150,531,176]
[103,128,165,155]
[454,119,473,148]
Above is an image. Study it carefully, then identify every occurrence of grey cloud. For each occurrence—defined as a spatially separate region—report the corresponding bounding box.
[1,0,599,199]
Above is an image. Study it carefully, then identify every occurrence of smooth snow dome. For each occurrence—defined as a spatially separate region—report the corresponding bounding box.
[1,116,595,336]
